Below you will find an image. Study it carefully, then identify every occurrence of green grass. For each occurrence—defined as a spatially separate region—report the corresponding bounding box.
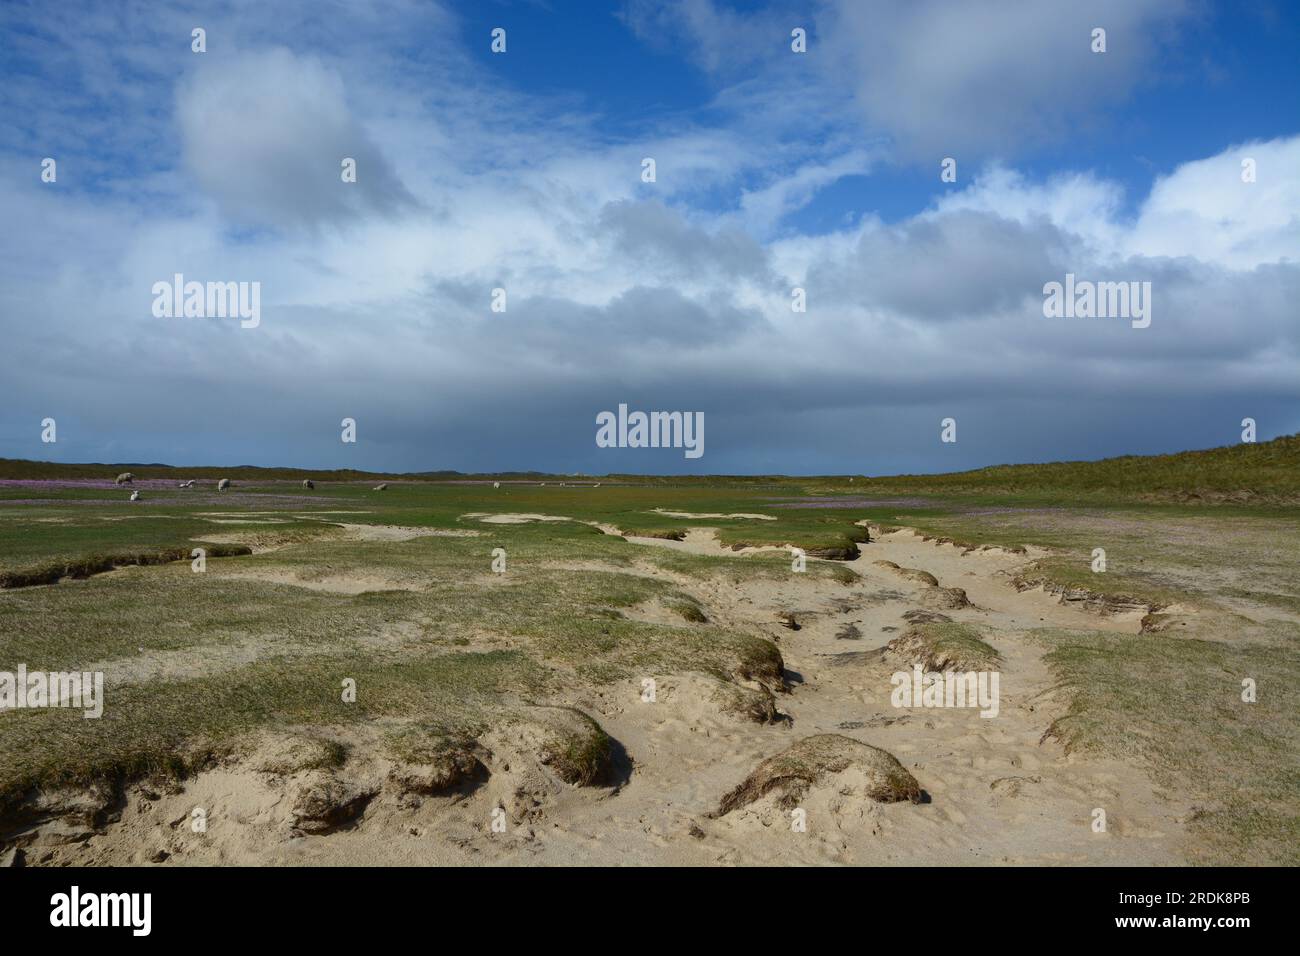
[663,593,709,622]
[832,433,1300,501]
[1028,623,1300,865]
[0,508,336,573]
[0,542,253,588]
[0,648,539,811]
[0,495,794,807]
[1012,556,1190,610]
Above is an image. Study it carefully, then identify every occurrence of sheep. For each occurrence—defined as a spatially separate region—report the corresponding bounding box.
[303,479,315,490]
[115,472,134,485]
[493,481,500,489]
[181,480,195,488]
[373,483,388,491]
[217,478,231,491]
[129,490,140,501]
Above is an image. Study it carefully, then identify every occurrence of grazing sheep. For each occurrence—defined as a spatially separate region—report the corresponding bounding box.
[303,479,315,490]
[373,483,388,491]
[493,481,500,489]
[182,480,195,488]
[595,483,601,488]
[115,472,134,485]
[129,490,140,501]
[217,478,231,491]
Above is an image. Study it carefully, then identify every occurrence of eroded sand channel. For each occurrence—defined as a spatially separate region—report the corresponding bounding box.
[13,522,1189,866]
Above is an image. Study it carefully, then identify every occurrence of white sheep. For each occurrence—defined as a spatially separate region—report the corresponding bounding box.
[217,478,231,491]
[129,490,140,501]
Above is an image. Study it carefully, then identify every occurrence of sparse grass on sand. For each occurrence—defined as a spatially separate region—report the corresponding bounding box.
[1029,620,1300,865]
[1,437,1298,863]
[0,493,798,814]
[887,619,1001,672]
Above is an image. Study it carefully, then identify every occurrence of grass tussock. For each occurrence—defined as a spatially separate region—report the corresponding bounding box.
[715,734,921,815]
[382,725,487,795]
[529,707,613,786]
[664,593,709,623]
[253,733,351,776]
[887,617,1001,672]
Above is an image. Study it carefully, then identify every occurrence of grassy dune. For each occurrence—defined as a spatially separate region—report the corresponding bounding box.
[840,433,1300,501]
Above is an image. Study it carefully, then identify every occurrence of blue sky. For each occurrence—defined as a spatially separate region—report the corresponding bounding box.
[1,0,1298,475]
[457,1,1300,228]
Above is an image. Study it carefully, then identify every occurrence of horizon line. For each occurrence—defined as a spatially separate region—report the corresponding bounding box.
[3,433,1292,483]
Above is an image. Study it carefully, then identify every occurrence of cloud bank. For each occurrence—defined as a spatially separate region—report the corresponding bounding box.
[0,0,1295,474]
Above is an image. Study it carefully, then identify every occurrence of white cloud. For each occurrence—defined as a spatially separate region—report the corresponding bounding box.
[925,138,1300,272]
[176,47,416,228]
[817,0,1194,158]
[1128,136,1300,268]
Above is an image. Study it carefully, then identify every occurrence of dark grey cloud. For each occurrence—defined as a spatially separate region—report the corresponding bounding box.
[597,199,774,283]
[808,210,1072,321]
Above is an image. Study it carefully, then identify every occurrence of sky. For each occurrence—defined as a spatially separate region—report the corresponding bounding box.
[1,0,1297,476]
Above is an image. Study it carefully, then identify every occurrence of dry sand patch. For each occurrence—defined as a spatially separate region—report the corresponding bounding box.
[462,512,576,525]
[626,527,792,558]
[334,523,480,541]
[220,568,428,595]
[650,508,777,521]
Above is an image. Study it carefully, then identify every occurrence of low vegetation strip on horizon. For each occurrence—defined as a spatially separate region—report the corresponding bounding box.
[3,433,1298,500]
